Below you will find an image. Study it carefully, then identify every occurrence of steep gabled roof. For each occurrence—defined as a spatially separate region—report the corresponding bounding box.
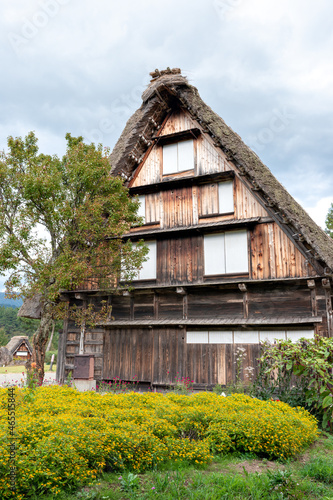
[6,336,32,355]
[110,69,333,272]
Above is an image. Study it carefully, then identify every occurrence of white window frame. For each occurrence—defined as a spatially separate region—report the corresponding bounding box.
[163,139,194,175]
[204,230,248,276]
[218,181,234,214]
[137,195,145,224]
[135,240,157,281]
[186,329,315,345]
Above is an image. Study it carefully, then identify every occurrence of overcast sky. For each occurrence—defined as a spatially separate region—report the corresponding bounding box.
[1,0,332,234]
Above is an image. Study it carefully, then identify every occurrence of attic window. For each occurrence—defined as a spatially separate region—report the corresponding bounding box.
[204,230,248,275]
[163,139,194,175]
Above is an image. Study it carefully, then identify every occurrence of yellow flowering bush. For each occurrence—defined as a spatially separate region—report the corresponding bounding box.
[0,387,318,498]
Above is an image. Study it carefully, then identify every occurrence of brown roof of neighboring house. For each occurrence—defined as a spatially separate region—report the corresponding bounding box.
[110,68,333,271]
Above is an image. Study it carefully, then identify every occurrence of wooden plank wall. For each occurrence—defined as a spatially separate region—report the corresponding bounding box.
[251,223,316,280]
[102,326,261,387]
[187,289,243,319]
[103,327,153,382]
[159,109,198,136]
[132,110,231,188]
[196,134,227,175]
[162,187,193,228]
[157,236,202,285]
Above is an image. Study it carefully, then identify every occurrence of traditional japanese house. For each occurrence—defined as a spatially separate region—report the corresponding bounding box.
[6,336,33,362]
[56,68,333,388]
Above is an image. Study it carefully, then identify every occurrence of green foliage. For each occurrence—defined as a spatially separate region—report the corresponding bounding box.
[0,327,8,346]
[0,132,147,377]
[0,305,39,339]
[119,472,140,493]
[0,131,147,303]
[266,468,303,499]
[301,456,333,484]
[252,337,333,430]
[325,203,333,238]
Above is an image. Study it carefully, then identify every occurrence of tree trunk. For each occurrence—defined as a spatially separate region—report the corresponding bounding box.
[32,303,53,384]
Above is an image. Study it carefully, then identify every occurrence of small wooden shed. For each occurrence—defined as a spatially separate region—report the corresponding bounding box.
[56,68,333,388]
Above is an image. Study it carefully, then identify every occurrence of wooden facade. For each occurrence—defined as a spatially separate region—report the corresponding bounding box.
[57,69,333,388]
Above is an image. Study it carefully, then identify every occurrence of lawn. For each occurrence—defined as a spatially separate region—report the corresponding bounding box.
[0,364,55,374]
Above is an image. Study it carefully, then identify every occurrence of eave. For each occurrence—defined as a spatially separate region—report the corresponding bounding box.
[101,316,322,327]
[129,170,235,195]
[125,217,270,240]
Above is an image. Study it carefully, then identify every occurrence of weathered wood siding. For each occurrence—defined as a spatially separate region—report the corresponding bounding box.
[162,187,193,228]
[103,327,153,382]
[251,223,316,280]
[101,327,270,386]
[61,278,329,385]
[159,109,198,136]
[131,110,233,188]
[157,236,202,285]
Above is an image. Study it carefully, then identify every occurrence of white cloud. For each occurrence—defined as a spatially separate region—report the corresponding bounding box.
[0,0,332,216]
[303,197,332,230]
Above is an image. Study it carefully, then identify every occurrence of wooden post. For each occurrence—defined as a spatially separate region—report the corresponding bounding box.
[238,283,248,319]
[322,279,333,337]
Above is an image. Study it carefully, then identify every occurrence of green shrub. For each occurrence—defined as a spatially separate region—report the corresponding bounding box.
[0,387,318,498]
[251,337,333,430]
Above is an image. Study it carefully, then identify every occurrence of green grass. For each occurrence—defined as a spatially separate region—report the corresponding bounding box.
[0,363,56,374]
[35,433,333,500]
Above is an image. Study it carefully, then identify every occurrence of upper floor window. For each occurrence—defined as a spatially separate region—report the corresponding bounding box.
[218,180,234,214]
[204,230,248,275]
[135,240,156,280]
[137,195,145,224]
[163,139,194,175]
[199,180,234,218]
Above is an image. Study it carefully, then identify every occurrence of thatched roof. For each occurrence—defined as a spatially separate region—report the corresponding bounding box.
[6,336,32,355]
[110,68,333,272]
[17,294,43,320]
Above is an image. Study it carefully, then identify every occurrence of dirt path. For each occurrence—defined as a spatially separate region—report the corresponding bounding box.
[0,371,56,387]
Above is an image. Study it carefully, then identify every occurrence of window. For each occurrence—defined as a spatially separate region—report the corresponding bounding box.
[186,329,315,345]
[163,139,194,174]
[137,195,145,223]
[199,180,234,218]
[218,181,234,214]
[204,230,248,275]
[136,240,156,280]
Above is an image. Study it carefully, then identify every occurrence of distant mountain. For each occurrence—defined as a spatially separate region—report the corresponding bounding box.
[0,293,23,308]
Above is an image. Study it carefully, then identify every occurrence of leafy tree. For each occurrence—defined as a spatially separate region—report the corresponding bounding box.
[325,203,333,238]
[0,305,39,338]
[0,132,147,382]
[0,327,8,346]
